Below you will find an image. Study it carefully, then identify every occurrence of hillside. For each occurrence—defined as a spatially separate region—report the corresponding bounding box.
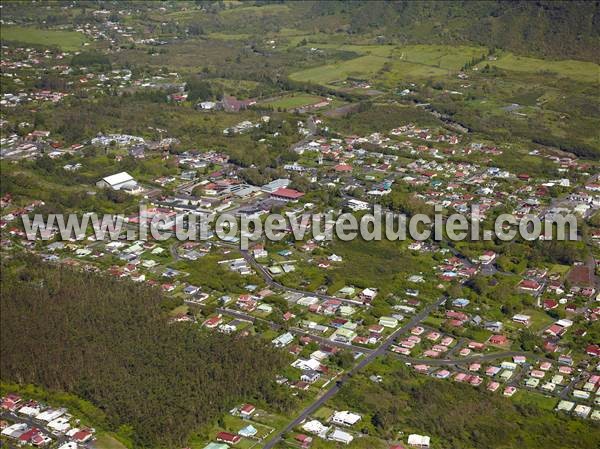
[227,1,600,62]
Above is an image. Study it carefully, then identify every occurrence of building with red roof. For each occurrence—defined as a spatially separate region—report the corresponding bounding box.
[240,404,256,417]
[271,188,304,201]
[73,429,93,443]
[587,344,600,357]
[489,335,508,345]
[334,164,352,172]
[217,432,241,444]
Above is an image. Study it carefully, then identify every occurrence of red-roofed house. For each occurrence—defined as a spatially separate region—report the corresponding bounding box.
[217,432,241,445]
[240,404,256,417]
[518,279,542,293]
[73,429,93,443]
[489,335,508,345]
[1,393,21,411]
[295,434,313,448]
[545,324,567,337]
[587,344,600,357]
[334,164,352,173]
[271,188,304,202]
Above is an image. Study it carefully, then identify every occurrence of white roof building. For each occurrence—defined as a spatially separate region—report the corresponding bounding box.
[291,358,321,371]
[262,178,290,193]
[58,443,78,449]
[36,408,67,422]
[574,404,592,418]
[18,405,42,417]
[1,423,27,438]
[272,332,294,348]
[331,411,361,426]
[302,420,329,437]
[556,400,575,412]
[408,434,431,448]
[328,428,353,444]
[297,296,319,307]
[48,417,71,432]
[96,172,140,191]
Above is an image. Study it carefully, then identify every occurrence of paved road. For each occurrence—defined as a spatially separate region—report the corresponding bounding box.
[239,248,365,307]
[0,411,70,447]
[392,351,555,367]
[213,306,373,354]
[261,296,446,449]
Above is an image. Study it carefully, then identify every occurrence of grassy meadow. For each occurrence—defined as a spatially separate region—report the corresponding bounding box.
[481,52,600,84]
[1,25,88,50]
[260,94,326,110]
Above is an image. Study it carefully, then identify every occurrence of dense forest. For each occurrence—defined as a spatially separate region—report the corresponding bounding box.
[0,256,291,447]
[283,0,600,62]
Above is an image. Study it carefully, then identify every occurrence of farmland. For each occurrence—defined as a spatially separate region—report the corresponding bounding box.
[290,44,488,87]
[0,25,88,51]
[260,94,327,110]
[289,54,390,86]
[480,52,600,84]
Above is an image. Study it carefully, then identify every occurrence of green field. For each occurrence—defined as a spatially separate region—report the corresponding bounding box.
[94,433,129,449]
[289,43,600,87]
[207,32,252,41]
[1,25,88,50]
[384,60,449,79]
[290,44,486,86]
[290,54,389,85]
[375,44,488,84]
[512,390,558,412]
[260,94,325,109]
[396,44,488,70]
[219,3,290,17]
[482,52,600,84]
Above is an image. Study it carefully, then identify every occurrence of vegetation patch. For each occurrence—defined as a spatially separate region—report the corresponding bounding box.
[0,256,290,447]
[481,52,600,84]
[1,25,88,50]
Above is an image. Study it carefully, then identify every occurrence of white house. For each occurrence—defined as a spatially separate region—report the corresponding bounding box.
[96,172,141,192]
[328,428,353,444]
[57,443,78,449]
[512,314,531,326]
[36,408,67,422]
[291,358,321,371]
[331,411,361,426]
[272,332,294,348]
[262,178,291,193]
[408,434,431,448]
[302,420,329,438]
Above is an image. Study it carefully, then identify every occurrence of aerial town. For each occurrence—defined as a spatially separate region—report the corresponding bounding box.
[1,2,599,449]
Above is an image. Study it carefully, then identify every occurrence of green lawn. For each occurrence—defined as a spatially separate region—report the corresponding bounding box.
[313,406,334,420]
[482,52,600,84]
[396,44,487,70]
[207,32,252,41]
[512,390,558,411]
[520,308,555,333]
[219,3,290,17]
[1,25,88,51]
[289,54,390,86]
[261,94,325,110]
[93,433,129,449]
[549,264,570,275]
[291,43,490,86]
[376,44,487,84]
[169,304,189,317]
